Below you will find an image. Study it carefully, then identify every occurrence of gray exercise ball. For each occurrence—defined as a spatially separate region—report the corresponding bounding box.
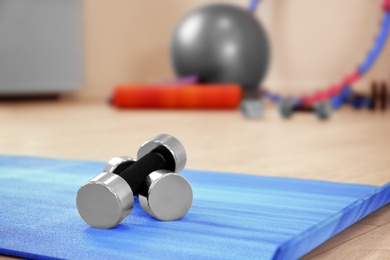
[171,4,269,93]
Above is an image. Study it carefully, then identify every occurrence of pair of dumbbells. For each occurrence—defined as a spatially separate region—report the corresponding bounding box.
[76,134,193,229]
[332,83,388,111]
[278,99,333,120]
[349,82,388,111]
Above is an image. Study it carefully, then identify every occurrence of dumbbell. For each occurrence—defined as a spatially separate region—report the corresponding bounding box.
[343,82,388,111]
[76,134,193,229]
[278,99,332,120]
[349,94,372,110]
[104,156,193,222]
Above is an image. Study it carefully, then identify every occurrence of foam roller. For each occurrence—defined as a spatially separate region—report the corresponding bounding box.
[112,84,242,109]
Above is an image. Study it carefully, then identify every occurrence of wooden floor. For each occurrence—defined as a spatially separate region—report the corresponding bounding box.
[0,99,389,259]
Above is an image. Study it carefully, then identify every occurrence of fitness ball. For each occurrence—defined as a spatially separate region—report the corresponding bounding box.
[171,3,269,93]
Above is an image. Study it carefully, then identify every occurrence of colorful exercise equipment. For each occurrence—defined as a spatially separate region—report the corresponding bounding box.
[112,84,242,109]
[250,0,390,108]
[171,4,269,94]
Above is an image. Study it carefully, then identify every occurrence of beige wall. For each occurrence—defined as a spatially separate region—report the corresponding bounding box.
[81,0,390,100]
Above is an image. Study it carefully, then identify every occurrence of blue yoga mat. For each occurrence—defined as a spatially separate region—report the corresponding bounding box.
[0,155,389,259]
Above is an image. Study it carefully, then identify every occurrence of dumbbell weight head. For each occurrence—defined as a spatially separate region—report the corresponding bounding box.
[76,157,136,229]
[137,134,192,219]
[240,98,263,119]
[138,170,193,221]
[380,82,388,111]
[103,156,135,173]
[314,101,332,120]
[137,134,187,173]
[278,99,295,119]
[278,99,332,120]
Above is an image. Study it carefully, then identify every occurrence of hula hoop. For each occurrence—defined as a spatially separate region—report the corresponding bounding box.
[250,0,390,107]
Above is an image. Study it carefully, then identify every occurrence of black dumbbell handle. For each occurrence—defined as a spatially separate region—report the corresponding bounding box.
[115,152,166,194]
[111,146,176,194]
[293,106,313,112]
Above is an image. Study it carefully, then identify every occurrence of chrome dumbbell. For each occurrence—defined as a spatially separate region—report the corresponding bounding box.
[76,134,193,229]
[105,156,192,222]
[278,99,333,120]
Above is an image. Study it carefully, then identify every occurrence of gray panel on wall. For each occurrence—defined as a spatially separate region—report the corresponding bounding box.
[0,0,83,94]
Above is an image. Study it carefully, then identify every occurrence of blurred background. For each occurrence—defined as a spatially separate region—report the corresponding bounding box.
[83,0,390,100]
[85,0,390,98]
[0,0,389,100]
